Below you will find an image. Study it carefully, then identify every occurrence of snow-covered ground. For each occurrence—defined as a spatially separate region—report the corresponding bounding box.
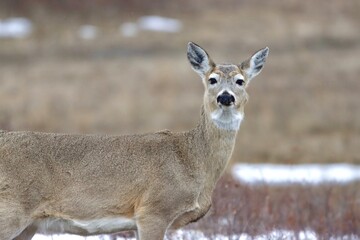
[137,16,182,33]
[32,229,359,240]
[232,163,360,184]
[30,229,317,240]
[0,17,32,38]
[1,15,182,40]
[120,15,182,37]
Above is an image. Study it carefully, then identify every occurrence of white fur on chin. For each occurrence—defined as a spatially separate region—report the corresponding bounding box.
[211,108,244,131]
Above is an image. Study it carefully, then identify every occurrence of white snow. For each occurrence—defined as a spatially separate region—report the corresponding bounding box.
[120,16,182,37]
[0,17,33,38]
[138,16,182,33]
[33,229,357,240]
[232,163,360,185]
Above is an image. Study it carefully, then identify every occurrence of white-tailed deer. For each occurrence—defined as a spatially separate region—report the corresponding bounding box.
[0,42,268,240]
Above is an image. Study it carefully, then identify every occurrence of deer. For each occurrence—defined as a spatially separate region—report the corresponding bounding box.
[0,42,269,240]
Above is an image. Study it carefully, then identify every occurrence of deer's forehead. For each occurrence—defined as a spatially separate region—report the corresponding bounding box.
[212,64,242,78]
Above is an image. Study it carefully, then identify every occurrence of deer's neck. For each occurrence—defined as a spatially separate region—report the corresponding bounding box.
[188,106,239,185]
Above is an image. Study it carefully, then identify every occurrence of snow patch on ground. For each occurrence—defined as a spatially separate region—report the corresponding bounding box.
[0,17,32,38]
[232,163,360,185]
[138,16,182,33]
[33,229,357,240]
[120,16,182,37]
[0,16,181,40]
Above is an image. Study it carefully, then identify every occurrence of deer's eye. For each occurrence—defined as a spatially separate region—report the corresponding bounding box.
[209,78,218,85]
[236,79,245,86]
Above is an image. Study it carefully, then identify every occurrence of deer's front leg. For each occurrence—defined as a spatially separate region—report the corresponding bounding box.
[136,213,171,240]
[170,195,212,229]
[135,191,193,240]
[136,205,187,240]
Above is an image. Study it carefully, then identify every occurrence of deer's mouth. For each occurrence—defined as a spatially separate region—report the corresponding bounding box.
[218,102,235,109]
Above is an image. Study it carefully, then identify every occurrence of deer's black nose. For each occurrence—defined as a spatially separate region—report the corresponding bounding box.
[217,91,235,106]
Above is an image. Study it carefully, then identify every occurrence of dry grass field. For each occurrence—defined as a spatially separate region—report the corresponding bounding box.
[1,0,360,239]
[190,175,360,239]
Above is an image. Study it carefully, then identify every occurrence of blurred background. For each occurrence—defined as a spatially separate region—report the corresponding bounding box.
[0,0,359,165]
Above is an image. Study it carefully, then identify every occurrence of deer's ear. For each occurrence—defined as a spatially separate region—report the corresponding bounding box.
[240,47,269,81]
[187,42,215,78]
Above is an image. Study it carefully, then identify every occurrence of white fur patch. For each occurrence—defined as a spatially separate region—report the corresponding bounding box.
[209,73,220,80]
[71,217,136,234]
[36,217,136,235]
[218,89,235,97]
[234,73,244,81]
[211,108,244,131]
[208,73,220,87]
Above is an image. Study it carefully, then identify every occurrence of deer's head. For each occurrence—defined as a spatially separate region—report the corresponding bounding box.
[187,42,269,131]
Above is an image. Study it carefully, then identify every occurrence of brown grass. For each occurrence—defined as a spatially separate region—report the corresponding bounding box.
[188,175,360,238]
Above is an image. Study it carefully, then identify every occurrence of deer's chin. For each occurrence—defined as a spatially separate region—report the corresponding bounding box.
[210,108,244,131]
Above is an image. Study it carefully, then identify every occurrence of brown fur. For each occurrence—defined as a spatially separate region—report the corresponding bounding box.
[0,42,268,240]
